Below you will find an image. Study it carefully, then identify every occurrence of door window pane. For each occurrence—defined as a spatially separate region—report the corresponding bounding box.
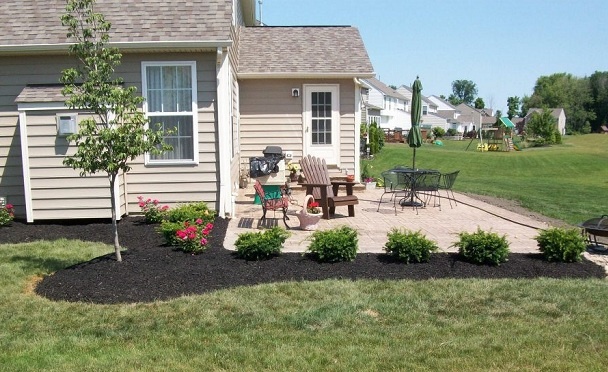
[311,92,332,145]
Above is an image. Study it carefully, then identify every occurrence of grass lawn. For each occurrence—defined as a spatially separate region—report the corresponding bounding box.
[2,240,608,370]
[2,134,608,370]
[362,134,608,225]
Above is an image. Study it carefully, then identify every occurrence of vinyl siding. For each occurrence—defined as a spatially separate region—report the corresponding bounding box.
[0,112,25,217]
[123,52,219,214]
[24,111,122,220]
[1,51,220,219]
[0,56,76,111]
[239,78,357,171]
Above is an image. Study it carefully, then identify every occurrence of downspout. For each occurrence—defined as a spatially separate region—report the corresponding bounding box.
[353,78,363,183]
[18,111,34,222]
[216,47,232,218]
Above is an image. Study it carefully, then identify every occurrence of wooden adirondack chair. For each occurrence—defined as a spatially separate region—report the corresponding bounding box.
[299,155,358,219]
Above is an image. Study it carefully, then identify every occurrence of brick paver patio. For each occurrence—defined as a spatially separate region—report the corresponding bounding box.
[224,184,553,254]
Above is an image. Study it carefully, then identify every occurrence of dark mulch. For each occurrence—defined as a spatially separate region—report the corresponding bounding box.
[2,217,604,304]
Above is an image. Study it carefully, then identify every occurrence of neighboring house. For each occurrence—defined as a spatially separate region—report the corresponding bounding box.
[456,103,483,134]
[397,86,448,131]
[360,78,408,129]
[524,108,567,135]
[427,95,464,133]
[0,0,374,222]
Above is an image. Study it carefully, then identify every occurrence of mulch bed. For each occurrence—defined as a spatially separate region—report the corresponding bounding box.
[2,217,604,304]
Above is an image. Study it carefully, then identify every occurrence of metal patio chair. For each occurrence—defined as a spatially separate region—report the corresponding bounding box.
[439,170,460,209]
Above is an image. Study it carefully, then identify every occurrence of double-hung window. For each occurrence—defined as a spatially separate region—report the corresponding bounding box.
[142,61,197,164]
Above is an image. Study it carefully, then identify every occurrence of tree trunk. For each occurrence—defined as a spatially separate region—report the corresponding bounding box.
[109,174,122,262]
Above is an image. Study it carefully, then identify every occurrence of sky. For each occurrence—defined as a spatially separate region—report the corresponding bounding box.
[260,0,608,113]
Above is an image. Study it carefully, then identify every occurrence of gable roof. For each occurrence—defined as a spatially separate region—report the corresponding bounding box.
[526,108,566,119]
[364,78,408,100]
[428,95,458,111]
[238,26,374,78]
[397,85,435,107]
[0,0,239,54]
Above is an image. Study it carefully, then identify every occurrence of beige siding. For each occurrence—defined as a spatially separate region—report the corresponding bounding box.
[125,52,219,214]
[1,51,220,218]
[23,111,124,220]
[239,78,357,171]
[0,55,77,111]
[0,112,25,217]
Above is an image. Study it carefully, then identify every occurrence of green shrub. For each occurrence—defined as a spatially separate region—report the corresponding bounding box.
[158,202,216,246]
[158,221,184,246]
[306,226,358,262]
[174,220,214,254]
[536,227,587,262]
[446,128,458,136]
[453,228,510,265]
[384,228,438,263]
[235,227,290,260]
[166,201,215,224]
[432,127,446,138]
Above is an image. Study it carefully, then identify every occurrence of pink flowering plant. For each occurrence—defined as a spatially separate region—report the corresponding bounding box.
[0,203,15,226]
[137,196,169,224]
[175,219,214,254]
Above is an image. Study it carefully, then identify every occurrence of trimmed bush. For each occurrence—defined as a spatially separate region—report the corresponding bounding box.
[384,228,438,264]
[536,227,587,262]
[235,227,290,260]
[453,228,510,265]
[306,226,358,262]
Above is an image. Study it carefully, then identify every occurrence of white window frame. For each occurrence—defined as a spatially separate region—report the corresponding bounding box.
[141,61,198,165]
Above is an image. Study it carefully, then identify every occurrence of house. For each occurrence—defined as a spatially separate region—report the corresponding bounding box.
[360,78,408,129]
[0,0,374,222]
[396,86,448,132]
[524,108,567,135]
[427,95,465,134]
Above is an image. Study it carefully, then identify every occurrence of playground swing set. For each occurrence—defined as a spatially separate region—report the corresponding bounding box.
[465,117,520,152]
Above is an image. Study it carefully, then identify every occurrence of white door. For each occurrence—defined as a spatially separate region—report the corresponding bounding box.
[303,85,340,165]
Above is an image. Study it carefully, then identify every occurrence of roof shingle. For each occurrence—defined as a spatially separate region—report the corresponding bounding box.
[238,26,374,77]
[0,0,233,47]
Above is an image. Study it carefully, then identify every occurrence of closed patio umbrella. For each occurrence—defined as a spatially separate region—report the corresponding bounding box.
[407,76,423,168]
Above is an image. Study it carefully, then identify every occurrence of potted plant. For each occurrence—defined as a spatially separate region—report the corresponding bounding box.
[287,161,300,182]
[295,195,322,230]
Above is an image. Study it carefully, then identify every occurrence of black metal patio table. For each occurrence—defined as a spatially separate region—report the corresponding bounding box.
[390,168,440,212]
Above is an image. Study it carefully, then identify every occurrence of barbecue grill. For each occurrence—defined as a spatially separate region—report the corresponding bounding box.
[579,215,608,249]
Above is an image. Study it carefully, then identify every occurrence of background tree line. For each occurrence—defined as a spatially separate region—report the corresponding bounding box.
[438,72,607,135]
[509,71,608,134]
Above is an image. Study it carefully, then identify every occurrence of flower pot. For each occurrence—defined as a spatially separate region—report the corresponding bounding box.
[365,182,376,190]
[289,172,299,182]
[296,195,322,230]
[346,174,355,182]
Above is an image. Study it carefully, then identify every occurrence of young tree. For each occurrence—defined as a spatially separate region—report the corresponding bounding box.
[474,97,485,109]
[448,80,478,106]
[525,108,559,144]
[61,0,170,261]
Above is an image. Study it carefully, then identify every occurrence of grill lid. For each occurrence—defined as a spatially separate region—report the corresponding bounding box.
[263,146,283,157]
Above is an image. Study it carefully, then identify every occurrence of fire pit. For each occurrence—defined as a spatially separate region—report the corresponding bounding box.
[579,215,608,250]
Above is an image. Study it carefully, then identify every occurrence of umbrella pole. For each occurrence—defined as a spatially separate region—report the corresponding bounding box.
[412,147,416,169]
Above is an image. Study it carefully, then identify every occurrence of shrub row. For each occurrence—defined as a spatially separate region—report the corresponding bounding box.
[138,197,588,263]
[234,225,588,264]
